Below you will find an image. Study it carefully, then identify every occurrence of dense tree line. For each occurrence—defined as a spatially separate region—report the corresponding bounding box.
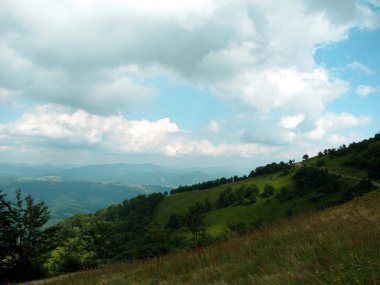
[171,161,293,195]
[217,184,262,207]
[273,166,344,203]
[47,192,167,274]
[315,133,380,179]
[293,167,341,195]
[275,165,375,204]
[170,175,247,194]
[248,161,293,177]
[342,134,380,179]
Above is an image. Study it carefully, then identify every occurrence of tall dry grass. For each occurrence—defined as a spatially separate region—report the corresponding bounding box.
[29,191,380,285]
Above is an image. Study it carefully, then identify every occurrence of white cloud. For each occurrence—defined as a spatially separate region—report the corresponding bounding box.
[207,120,220,133]
[1,104,179,153]
[327,133,358,145]
[216,67,349,117]
[164,139,274,158]
[280,114,305,129]
[348,61,375,75]
[0,104,273,159]
[356,85,376,97]
[0,0,379,165]
[307,112,371,140]
[0,0,377,115]
[355,1,380,28]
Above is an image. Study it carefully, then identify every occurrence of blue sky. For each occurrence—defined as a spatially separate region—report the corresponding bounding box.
[0,0,379,171]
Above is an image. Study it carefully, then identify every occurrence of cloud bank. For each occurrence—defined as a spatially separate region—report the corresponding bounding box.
[0,0,379,165]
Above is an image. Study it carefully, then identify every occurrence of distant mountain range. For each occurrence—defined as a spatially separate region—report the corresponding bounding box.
[0,163,240,186]
[0,163,241,225]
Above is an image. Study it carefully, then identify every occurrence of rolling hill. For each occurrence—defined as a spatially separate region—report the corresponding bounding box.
[154,133,380,238]
[2,133,379,283]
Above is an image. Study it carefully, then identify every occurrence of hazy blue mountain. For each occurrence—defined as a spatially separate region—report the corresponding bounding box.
[44,163,241,187]
[0,163,241,225]
[0,163,241,187]
[0,163,67,177]
[2,180,169,226]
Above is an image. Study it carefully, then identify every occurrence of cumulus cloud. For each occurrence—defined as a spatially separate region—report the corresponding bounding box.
[307,112,371,140]
[0,0,379,165]
[217,68,349,117]
[1,104,179,153]
[356,85,376,97]
[0,0,378,116]
[0,104,273,159]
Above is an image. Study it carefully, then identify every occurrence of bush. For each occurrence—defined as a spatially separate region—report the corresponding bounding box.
[217,187,237,208]
[166,213,183,229]
[343,178,375,201]
[260,184,275,198]
[275,186,294,202]
[315,160,325,167]
[293,166,342,196]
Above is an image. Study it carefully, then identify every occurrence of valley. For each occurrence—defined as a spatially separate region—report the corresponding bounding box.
[0,163,238,225]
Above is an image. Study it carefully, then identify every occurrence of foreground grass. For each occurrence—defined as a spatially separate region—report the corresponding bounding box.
[29,190,380,285]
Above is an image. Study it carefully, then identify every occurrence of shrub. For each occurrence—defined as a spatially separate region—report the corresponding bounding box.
[260,184,275,198]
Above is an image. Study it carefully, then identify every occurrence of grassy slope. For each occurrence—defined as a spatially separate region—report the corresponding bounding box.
[155,139,380,238]
[155,171,294,236]
[31,190,380,285]
[154,168,345,237]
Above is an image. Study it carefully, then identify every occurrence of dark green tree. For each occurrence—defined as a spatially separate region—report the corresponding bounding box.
[91,220,114,261]
[204,198,212,211]
[14,189,51,279]
[0,189,54,282]
[217,187,237,207]
[166,213,183,229]
[139,223,170,258]
[0,190,18,281]
[183,205,206,247]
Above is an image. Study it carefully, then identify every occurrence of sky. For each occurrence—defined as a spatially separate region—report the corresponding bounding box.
[0,0,379,171]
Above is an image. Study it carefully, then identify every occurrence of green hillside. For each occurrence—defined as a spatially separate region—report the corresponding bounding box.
[155,171,295,236]
[154,133,380,239]
[306,134,380,183]
[2,133,379,283]
[30,190,380,285]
